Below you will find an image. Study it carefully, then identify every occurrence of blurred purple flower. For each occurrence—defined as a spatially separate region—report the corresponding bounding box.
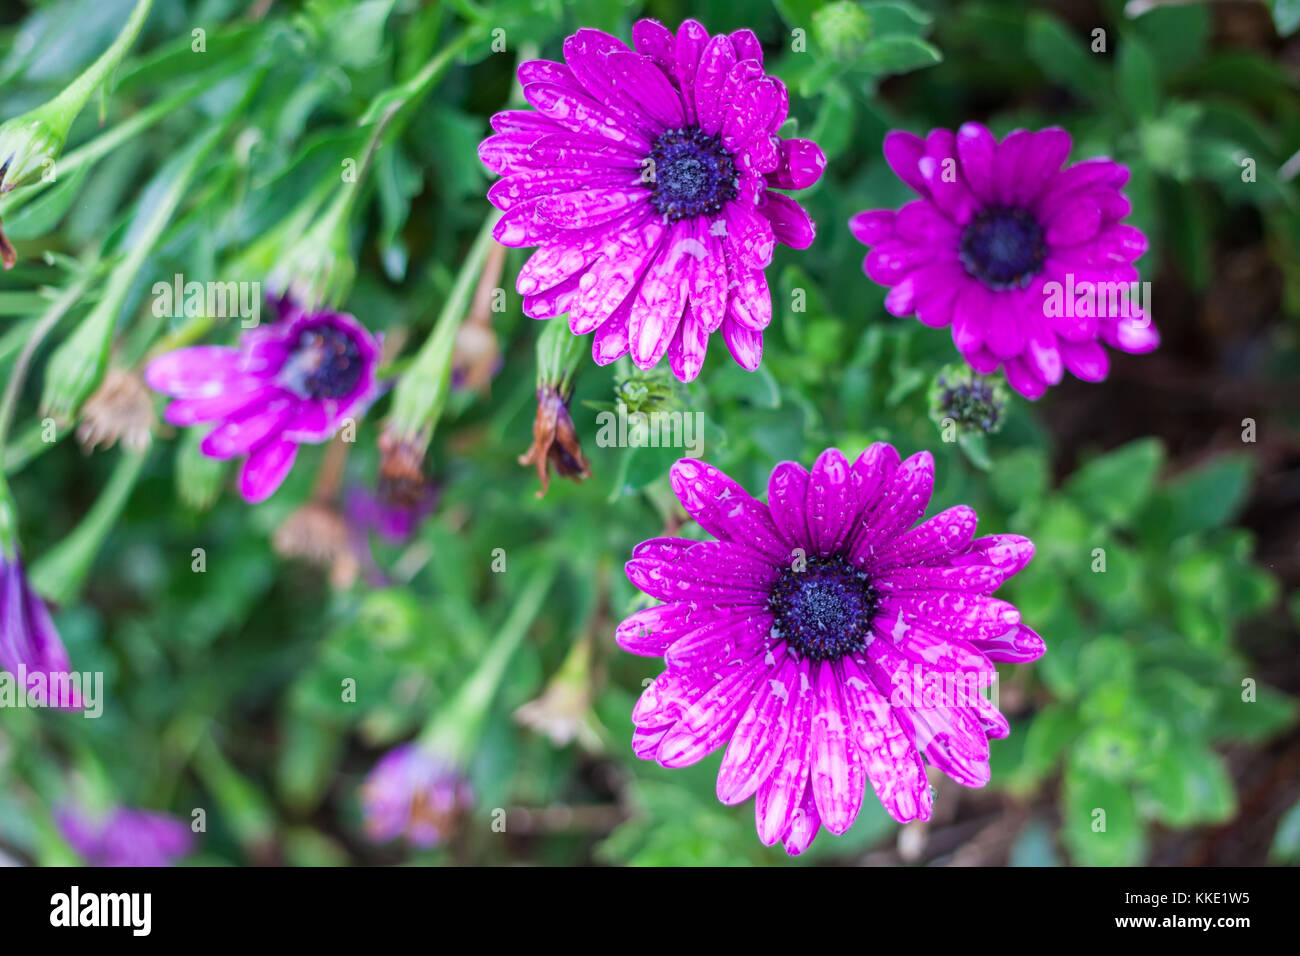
[345,484,436,545]
[0,548,81,710]
[56,806,193,867]
[617,445,1043,854]
[145,301,380,503]
[479,18,827,381]
[360,743,472,848]
[851,124,1157,399]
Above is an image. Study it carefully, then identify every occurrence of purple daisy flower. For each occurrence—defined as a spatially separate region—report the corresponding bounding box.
[616,445,1043,854]
[145,302,381,503]
[360,743,473,848]
[479,18,827,382]
[56,806,193,867]
[851,124,1158,399]
[0,548,81,710]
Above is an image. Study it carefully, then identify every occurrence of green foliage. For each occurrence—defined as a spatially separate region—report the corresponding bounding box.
[0,0,1294,868]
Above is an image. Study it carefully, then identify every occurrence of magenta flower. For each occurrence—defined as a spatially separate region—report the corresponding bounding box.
[479,18,826,382]
[617,445,1043,855]
[56,806,193,867]
[360,743,473,848]
[0,547,81,710]
[145,302,380,503]
[851,124,1158,399]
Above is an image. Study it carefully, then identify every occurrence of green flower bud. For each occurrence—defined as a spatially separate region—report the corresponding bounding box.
[928,363,1008,437]
[40,309,115,425]
[0,111,65,194]
[813,1,874,62]
[265,195,358,312]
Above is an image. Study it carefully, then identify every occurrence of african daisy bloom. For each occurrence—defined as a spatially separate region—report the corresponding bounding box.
[479,18,827,382]
[617,445,1043,854]
[0,485,82,711]
[851,124,1158,399]
[145,301,380,503]
[56,805,193,867]
[360,743,473,848]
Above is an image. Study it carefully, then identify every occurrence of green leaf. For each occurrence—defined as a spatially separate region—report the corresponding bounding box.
[807,81,855,161]
[1269,797,1300,862]
[1138,742,1235,827]
[1025,13,1108,100]
[860,2,933,37]
[0,165,88,240]
[1116,34,1160,120]
[1064,438,1163,528]
[1145,454,1253,541]
[1022,704,1082,778]
[989,447,1048,510]
[854,35,941,77]
[1062,764,1146,865]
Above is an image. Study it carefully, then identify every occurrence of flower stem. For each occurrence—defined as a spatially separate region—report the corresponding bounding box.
[386,208,502,444]
[29,446,149,605]
[0,271,95,467]
[419,564,555,762]
[43,0,155,134]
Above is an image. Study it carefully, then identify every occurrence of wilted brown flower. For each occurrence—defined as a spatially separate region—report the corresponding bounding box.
[518,385,591,498]
[76,368,156,453]
[272,501,359,589]
[514,634,605,751]
[377,427,433,510]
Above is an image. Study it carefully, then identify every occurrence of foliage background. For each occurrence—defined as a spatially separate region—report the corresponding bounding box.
[1,0,1298,866]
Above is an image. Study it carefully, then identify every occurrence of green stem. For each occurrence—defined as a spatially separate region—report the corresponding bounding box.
[387,209,502,441]
[2,421,64,475]
[29,446,148,604]
[44,0,155,132]
[0,71,221,217]
[363,26,485,129]
[0,272,94,464]
[420,565,555,762]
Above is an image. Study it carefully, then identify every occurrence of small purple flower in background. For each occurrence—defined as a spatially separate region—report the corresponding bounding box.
[0,547,81,710]
[617,445,1043,854]
[360,743,473,848]
[479,18,827,382]
[345,483,437,545]
[56,806,193,867]
[145,301,380,503]
[851,124,1157,399]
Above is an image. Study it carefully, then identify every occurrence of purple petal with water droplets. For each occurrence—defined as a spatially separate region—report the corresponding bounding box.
[656,658,766,768]
[668,458,788,560]
[810,662,865,835]
[766,461,812,553]
[754,661,814,845]
[840,656,932,823]
[716,650,795,805]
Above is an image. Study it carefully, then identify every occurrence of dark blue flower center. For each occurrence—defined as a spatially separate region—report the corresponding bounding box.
[767,555,880,662]
[281,324,364,400]
[959,206,1045,290]
[649,127,739,222]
